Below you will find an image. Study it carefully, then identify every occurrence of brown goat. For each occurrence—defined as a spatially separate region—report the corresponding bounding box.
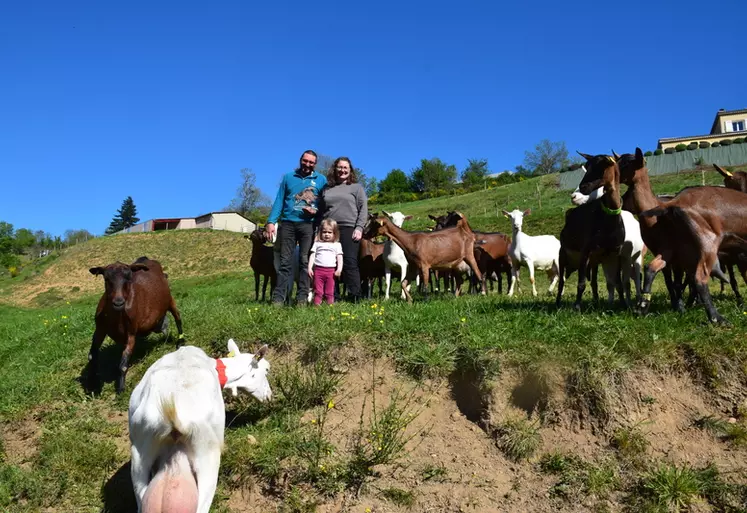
[622,149,747,324]
[88,256,184,393]
[247,228,277,302]
[711,164,747,304]
[431,211,512,294]
[359,237,385,299]
[364,212,483,302]
[714,164,747,193]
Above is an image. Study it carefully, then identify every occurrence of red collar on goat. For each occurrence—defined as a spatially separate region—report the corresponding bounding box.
[215,359,228,388]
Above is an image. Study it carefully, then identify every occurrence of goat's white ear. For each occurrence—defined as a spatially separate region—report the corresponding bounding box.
[523,209,532,216]
[501,210,510,218]
[382,210,391,218]
[256,344,268,360]
[227,338,241,356]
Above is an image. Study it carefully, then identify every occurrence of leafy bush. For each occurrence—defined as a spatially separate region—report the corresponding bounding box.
[664,148,675,154]
[675,143,687,152]
[733,137,744,144]
[686,142,698,150]
[699,141,711,149]
[654,149,663,155]
[720,139,732,146]
[644,151,653,157]
[711,142,720,147]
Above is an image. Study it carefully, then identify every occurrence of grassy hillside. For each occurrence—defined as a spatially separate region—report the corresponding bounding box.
[1,166,746,512]
[0,229,252,306]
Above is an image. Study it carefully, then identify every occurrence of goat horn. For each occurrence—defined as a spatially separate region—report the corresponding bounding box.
[576,151,594,161]
[713,164,733,178]
[611,149,621,160]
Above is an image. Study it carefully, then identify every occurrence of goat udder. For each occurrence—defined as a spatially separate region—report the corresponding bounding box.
[142,466,198,513]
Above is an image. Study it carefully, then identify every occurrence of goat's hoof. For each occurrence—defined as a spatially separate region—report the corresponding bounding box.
[711,315,731,327]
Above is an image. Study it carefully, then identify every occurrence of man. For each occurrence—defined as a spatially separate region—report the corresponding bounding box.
[265,150,327,306]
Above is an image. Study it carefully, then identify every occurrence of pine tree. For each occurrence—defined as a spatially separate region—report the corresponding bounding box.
[105,196,140,235]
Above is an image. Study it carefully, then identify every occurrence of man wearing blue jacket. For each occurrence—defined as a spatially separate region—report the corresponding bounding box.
[265,150,327,306]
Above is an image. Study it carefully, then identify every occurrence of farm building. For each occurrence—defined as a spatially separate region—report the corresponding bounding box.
[658,108,747,150]
[114,211,256,235]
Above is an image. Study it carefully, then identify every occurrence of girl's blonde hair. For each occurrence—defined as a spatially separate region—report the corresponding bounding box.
[316,218,340,242]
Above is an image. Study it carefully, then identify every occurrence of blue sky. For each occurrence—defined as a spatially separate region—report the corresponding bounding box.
[1,1,745,237]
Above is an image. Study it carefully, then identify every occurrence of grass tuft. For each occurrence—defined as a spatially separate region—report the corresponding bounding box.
[494,418,541,462]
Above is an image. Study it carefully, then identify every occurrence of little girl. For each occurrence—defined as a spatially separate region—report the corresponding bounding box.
[308,218,344,305]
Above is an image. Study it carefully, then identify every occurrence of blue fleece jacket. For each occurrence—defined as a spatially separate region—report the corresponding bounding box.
[267,169,327,224]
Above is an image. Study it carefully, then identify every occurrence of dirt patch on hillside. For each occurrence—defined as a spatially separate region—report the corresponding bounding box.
[224,361,747,512]
[1,415,42,468]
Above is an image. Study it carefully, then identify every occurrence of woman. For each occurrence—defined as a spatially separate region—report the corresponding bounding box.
[318,156,368,302]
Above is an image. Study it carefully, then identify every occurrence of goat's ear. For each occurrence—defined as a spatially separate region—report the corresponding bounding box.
[523,209,532,216]
[428,214,437,221]
[714,164,733,178]
[130,263,149,272]
[227,338,241,357]
[501,210,510,218]
[382,210,391,218]
[89,267,105,276]
[404,215,413,221]
[577,151,594,161]
[252,344,269,363]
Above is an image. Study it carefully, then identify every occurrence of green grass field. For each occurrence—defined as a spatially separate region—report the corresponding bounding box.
[1,167,746,512]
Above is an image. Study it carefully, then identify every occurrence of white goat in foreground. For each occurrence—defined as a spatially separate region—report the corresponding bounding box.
[571,170,645,303]
[128,339,272,513]
[503,209,561,296]
[382,210,415,300]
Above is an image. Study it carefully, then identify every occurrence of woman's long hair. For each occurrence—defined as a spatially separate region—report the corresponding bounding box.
[326,157,358,186]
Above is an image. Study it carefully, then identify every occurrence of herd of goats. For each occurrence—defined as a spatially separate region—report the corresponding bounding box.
[80,148,746,512]
[249,148,747,326]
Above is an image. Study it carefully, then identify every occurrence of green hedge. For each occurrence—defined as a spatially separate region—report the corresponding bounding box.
[664,148,675,154]
[712,142,720,147]
[675,143,687,152]
[720,139,733,146]
[699,141,711,149]
[733,137,744,144]
[644,151,653,156]
[686,142,698,150]
[654,149,663,155]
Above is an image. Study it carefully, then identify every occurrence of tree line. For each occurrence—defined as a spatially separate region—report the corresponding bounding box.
[228,139,580,220]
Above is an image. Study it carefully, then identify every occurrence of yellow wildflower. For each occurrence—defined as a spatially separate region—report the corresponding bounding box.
[461,317,466,323]
[61,315,68,319]
[341,312,350,316]
[327,400,335,409]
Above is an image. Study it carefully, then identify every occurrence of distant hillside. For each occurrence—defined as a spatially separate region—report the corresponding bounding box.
[0,229,251,306]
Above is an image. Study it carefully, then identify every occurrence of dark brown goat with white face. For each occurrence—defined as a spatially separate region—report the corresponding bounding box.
[88,256,184,394]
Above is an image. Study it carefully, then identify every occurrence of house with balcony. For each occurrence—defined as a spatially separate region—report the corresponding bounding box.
[657,108,747,150]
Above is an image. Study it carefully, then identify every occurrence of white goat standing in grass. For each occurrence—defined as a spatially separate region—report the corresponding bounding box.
[382,210,416,300]
[128,339,272,513]
[503,209,561,297]
[571,168,645,303]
